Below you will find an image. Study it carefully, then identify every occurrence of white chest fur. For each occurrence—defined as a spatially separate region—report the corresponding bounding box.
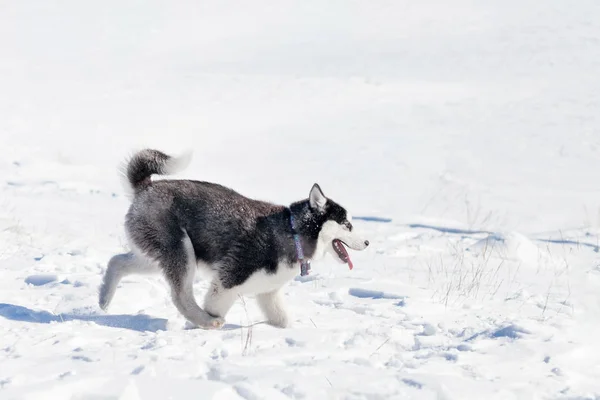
[235,261,300,295]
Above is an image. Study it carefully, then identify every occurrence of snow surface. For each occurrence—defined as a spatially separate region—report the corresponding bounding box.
[1,1,600,399]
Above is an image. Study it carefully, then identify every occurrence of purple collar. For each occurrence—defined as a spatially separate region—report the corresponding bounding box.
[290,214,311,276]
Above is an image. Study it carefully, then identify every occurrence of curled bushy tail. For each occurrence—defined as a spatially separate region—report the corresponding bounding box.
[120,149,192,197]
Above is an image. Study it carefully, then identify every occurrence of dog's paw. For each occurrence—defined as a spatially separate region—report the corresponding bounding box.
[208,317,226,329]
[268,314,289,329]
[98,294,110,311]
[184,316,225,330]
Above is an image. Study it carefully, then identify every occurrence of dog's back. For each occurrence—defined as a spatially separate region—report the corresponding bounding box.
[125,178,286,269]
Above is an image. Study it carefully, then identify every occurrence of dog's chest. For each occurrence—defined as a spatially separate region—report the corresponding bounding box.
[235,261,299,294]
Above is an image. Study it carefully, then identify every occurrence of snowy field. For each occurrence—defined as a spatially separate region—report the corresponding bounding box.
[2,1,600,399]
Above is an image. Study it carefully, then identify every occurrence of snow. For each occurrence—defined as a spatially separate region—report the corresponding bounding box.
[1,0,600,398]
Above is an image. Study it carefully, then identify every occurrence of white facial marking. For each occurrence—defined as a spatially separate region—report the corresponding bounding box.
[312,217,369,264]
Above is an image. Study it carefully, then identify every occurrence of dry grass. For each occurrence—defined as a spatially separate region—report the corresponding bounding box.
[238,295,253,356]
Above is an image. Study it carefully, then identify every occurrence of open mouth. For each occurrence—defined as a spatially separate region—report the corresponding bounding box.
[332,239,354,270]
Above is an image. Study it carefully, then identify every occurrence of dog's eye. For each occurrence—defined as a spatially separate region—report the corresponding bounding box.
[343,221,353,231]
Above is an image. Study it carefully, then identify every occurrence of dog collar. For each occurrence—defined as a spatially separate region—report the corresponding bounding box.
[290,213,311,276]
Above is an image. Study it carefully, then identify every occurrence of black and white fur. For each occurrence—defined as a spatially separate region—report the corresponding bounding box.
[99,149,369,329]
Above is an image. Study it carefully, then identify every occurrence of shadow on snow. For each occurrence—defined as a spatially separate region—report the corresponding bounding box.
[0,303,168,333]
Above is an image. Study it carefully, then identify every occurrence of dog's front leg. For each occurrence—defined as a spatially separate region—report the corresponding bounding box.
[256,290,289,328]
[203,280,237,320]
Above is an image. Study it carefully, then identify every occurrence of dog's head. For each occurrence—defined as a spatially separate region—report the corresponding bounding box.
[295,184,369,269]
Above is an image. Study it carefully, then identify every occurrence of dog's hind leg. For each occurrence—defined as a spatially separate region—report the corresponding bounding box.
[163,234,225,329]
[256,290,289,328]
[99,252,159,311]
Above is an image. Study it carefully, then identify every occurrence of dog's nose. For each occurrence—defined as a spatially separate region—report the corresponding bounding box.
[364,240,370,246]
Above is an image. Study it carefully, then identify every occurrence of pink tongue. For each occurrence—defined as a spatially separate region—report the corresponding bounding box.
[339,244,353,270]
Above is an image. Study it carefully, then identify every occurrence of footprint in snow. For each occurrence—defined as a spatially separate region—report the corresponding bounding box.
[71,355,94,362]
[402,378,423,390]
[348,288,407,307]
[466,324,531,341]
[348,288,405,301]
[25,274,58,286]
[285,337,306,347]
[131,365,145,375]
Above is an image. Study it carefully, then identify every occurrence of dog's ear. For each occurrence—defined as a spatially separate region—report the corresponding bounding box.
[309,183,327,211]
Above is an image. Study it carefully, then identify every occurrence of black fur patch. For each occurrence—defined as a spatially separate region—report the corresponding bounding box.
[125,180,348,289]
[126,149,171,192]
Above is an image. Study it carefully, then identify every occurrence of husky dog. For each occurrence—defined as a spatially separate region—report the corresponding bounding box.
[99,149,369,329]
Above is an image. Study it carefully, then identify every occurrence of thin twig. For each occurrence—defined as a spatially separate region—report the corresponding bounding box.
[370,338,390,357]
